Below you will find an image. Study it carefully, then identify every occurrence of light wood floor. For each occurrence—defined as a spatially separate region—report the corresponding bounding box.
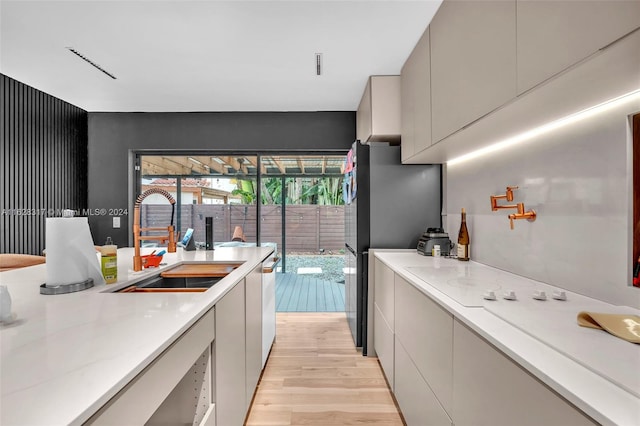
[245,313,404,426]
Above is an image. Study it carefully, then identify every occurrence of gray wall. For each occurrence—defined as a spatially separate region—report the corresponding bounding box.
[87,111,355,245]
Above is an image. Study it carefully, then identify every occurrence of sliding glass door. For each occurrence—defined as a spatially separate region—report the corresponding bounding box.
[137,155,258,248]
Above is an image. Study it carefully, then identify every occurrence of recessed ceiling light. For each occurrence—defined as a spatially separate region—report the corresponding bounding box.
[66,47,117,80]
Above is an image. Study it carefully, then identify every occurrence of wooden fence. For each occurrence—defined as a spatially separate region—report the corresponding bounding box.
[140,204,345,253]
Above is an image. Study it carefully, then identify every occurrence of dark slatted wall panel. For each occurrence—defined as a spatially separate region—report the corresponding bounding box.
[1,74,88,255]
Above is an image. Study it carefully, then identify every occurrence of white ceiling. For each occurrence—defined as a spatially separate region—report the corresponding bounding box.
[0,0,442,112]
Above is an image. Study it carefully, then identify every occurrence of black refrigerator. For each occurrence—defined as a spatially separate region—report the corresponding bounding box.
[344,141,441,354]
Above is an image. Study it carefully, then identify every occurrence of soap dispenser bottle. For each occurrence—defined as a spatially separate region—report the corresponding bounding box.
[101,237,118,284]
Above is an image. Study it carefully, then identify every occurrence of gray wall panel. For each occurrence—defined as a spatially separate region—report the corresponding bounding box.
[87,111,355,245]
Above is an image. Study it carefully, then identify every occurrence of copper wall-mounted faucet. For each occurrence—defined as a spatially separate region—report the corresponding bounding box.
[490,186,519,210]
[133,188,177,271]
[490,186,537,230]
[508,204,537,230]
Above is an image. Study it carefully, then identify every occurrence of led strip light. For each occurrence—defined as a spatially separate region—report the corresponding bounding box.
[447,89,640,166]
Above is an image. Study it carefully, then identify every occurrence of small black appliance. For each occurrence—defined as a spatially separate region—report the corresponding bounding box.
[417,228,452,256]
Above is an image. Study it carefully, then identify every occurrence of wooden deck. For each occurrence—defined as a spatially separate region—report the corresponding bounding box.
[276,273,345,312]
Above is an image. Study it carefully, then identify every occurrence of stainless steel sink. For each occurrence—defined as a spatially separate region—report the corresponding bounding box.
[115,262,243,293]
[137,275,223,289]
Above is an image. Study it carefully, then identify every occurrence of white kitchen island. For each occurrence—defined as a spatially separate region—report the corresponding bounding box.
[0,246,274,425]
[370,250,640,426]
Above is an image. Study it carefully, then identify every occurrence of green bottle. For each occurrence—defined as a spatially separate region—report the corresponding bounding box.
[101,237,118,284]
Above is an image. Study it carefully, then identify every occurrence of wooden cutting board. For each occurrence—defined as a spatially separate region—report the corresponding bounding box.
[262,257,280,273]
[160,263,237,278]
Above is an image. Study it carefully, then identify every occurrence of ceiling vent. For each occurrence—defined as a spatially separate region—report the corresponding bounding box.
[66,47,117,80]
[315,53,322,76]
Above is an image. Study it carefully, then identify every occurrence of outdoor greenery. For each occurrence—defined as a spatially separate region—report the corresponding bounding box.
[233,177,344,205]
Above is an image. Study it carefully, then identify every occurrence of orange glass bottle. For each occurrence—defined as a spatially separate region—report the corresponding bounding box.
[457,208,470,261]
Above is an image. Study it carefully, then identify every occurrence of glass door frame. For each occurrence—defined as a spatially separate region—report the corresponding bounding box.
[131,149,347,255]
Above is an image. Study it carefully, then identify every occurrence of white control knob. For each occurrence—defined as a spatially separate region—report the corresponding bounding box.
[552,290,567,301]
[503,290,517,301]
[483,290,497,301]
[532,290,547,301]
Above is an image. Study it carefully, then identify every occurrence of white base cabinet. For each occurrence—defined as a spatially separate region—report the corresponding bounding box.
[245,265,263,407]
[87,308,216,425]
[262,261,276,367]
[85,261,273,426]
[373,259,396,387]
[452,320,596,426]
[394,337,452,426]
[215,279,247,426]
[373,304,394,389]
[394,275,452,413]
[371,255,596,426]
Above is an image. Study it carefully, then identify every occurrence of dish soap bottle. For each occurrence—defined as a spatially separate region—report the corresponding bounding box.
[101,237,118,284]
[457,208,470,261]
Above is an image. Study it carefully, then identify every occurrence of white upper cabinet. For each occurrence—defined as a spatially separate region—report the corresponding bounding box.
[356,76,401,143]
[400,53,416,161]
[517,0,640,94]
[401,27,431,164]
[430,0,517,143]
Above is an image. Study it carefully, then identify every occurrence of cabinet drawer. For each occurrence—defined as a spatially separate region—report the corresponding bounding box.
[395,275,453,413]
[374,259,395,330]
[374,303,395,389]
[452,320,596,426]
[395,337,453,426]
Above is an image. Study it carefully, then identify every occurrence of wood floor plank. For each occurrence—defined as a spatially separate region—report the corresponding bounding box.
[324,280,337,311]
[333,281,346,311]
[276,273,345,313]
[276,274,293,311]
[246,313,404,426]
[299,276,310,311]
[316,279,327,312]
[286,278,303,311]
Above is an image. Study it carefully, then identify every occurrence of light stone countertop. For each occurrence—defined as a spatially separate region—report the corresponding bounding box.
[0,246,274,426]
[372,249,640,426]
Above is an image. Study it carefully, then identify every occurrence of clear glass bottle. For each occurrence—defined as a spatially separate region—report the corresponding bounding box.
[457,208,470,261]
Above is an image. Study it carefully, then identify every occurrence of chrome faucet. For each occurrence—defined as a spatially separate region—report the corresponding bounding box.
[133,188,177,271]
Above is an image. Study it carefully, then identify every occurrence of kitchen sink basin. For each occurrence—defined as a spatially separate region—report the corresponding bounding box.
[116,276,222,293]
[115,262,244,293]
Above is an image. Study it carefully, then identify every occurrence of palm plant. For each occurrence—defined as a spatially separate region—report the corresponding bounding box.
[235,176,344,205]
